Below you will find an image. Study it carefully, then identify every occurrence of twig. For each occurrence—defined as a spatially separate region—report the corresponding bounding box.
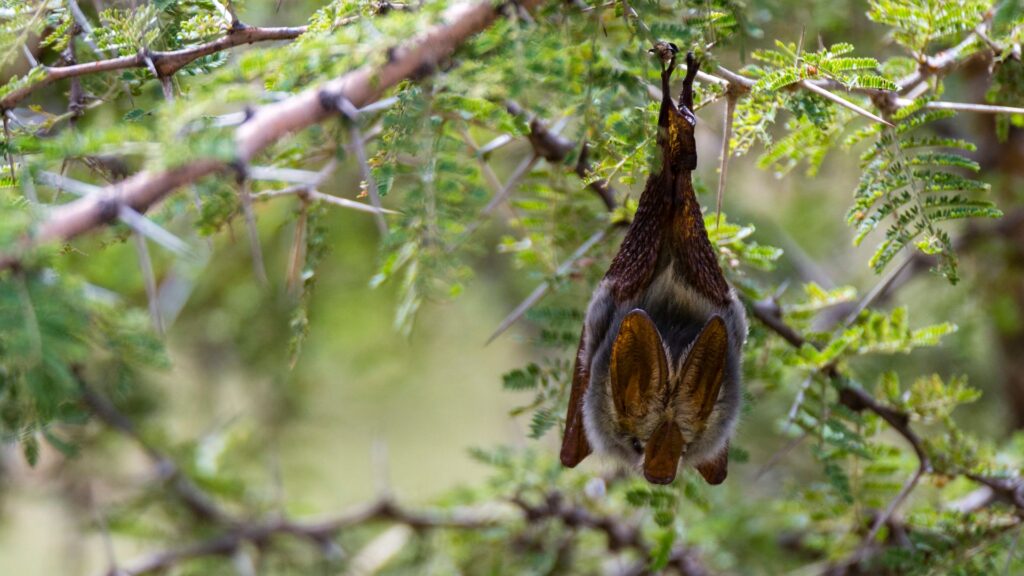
[0,26,308,109]
[487,227,610,343]
[77,375,233,524]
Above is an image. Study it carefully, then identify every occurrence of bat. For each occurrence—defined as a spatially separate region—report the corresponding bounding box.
[559,47,748,485]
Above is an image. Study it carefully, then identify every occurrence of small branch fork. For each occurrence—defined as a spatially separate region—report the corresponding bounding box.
[513,492,710,576]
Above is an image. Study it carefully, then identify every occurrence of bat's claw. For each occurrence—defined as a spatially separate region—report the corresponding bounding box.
[649,41,679,63]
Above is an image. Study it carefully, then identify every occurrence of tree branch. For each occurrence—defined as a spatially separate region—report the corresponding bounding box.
[0,0,546,273]
[108,498,510,576]
[77,373,233,525]
[748,288,1024,574]
[0,25,309,110]
[506,100,618,210]
[512,491,710,576]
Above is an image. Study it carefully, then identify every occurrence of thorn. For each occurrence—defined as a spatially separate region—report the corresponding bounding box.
[487,228,607,344]
[132,232,164,336]
[37,171,191,255]
[895,98,1024,116]
[309,190,400,215]
[118,206,191,256]
[716,93,737,227]
[480,153,539,216]
[287,202,308,295]
[800,80,894,127]
[238,177,268,286]
[248,165,324,185]
[343,106,388,235]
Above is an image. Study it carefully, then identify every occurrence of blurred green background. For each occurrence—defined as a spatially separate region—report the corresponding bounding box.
[2,0,1023,574]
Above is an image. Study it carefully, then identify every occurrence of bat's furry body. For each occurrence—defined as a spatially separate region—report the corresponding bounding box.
[581,265,747,470]
[560,50,748,484]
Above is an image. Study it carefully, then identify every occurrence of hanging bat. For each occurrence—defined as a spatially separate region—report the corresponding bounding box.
[560,47,748,485]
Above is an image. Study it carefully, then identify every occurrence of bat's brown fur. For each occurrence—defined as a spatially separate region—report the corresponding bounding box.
[560,50,748,485]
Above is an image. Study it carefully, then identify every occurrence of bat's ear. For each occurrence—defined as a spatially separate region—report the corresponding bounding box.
[610,309,669,419]
[675,315,729,425]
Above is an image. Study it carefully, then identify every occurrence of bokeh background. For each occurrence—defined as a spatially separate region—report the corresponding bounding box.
[2,0,1022,574]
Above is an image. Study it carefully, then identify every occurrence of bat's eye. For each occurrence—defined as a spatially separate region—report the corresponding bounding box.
[630,437,644,455]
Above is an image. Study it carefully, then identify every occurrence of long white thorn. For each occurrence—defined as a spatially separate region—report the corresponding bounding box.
[716,93,737,226]
[800,80,893,127]
[309,190,400,215]
[239,178,268,285]
[132,232,164,336]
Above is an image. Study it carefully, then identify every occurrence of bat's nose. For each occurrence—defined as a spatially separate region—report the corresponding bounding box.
[643,468,677,484]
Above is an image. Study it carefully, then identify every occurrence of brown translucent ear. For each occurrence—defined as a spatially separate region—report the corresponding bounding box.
[696,440,729,485]
[643,421,684,484]
[676,315,729,426]
[610,310,669,419]
[560,329,593,467]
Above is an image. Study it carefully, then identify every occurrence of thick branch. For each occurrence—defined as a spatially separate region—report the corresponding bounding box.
[0,0,545,272]
[111,499,509,576]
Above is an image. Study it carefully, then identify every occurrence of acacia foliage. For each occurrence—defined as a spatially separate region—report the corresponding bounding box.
[1,0,1024,574]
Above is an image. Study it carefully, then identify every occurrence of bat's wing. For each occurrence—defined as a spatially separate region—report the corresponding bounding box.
[560,328,592,467]
[696,440,729,485]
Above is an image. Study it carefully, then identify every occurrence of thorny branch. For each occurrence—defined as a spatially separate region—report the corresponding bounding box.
[514,492,710,576]
[2,3,1021,573]
[78,373,232,525]
[80,369,711,575]
[748,297,1024,574]
[0,24,308,110]
[1,1,1022,278]
[108,498,511,576]
[0,0,545,272]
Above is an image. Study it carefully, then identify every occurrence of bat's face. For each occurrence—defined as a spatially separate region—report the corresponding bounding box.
[583,309,731,484]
